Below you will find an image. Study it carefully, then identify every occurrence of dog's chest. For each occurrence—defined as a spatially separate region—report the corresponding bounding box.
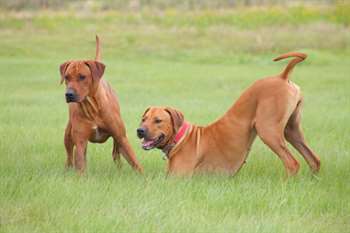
[89,125,110,143]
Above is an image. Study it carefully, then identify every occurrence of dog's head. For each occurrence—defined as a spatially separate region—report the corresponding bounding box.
[59,60,105,103]
[137,107,184,150]
[59,36,104,103]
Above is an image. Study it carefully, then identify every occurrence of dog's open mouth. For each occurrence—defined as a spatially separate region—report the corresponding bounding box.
[142,134,165,150]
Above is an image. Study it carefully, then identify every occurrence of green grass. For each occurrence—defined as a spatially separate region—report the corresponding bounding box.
[1,7,350,233]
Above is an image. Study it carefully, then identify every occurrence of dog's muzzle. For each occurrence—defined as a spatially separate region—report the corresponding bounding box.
[137,127,147,139]
[65,89,78,103]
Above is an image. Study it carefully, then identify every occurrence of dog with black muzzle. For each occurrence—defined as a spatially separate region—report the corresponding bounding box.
[60,36,143,174]
[137,107,185,152]
[137,52,321,177]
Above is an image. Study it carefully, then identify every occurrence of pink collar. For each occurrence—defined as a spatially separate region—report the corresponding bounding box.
[174,121,191,144]
[161,121,191,157]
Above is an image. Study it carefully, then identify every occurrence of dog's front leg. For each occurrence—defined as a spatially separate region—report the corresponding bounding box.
[167,156,195,177]
[74,140,88,174]
[64,122,74,168]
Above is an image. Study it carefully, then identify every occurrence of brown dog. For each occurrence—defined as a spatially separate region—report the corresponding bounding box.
[137,52,320,176]
[60,36,143,174]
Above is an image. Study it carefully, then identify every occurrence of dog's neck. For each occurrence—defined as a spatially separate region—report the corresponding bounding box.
[78,83,105,120]
[79,96,99,120]
[161,121,191,158]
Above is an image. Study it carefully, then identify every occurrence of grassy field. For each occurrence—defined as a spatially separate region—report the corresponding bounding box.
[1,5,350,233]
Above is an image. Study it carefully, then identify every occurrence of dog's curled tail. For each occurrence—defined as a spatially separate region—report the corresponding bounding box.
[95,35,101,62]
[273,52,307,80]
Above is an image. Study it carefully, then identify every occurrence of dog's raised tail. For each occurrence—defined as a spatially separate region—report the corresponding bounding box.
[95,35,101,62]
[273,52,307,80]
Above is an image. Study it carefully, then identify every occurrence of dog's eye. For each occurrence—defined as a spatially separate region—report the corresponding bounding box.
[64,75,68,80]
[79,75,86,81]
[154,119,162,124]
[141,118,146,122]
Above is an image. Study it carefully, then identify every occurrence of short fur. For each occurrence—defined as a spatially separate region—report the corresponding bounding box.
[60,36,143,174]
[139,52,320,176]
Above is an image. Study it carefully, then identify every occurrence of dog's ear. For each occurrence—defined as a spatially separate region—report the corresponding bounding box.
[164,107,184,132]
[59,61,71,84]
[142,107,151,117]
[84,60,105,82]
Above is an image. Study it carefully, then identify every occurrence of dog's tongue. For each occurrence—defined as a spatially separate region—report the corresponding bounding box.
[142,140,154,147]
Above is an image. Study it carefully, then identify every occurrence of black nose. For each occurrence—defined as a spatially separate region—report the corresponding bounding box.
[65,89,77,102]
[137,128,146,139]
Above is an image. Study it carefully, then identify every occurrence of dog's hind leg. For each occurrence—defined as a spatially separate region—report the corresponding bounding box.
[118,136,143,173]
[285,101,321,173]
[257,125,300,176]
[255,100,300,176]
[112,140,122,168]
[64,122,74,168]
